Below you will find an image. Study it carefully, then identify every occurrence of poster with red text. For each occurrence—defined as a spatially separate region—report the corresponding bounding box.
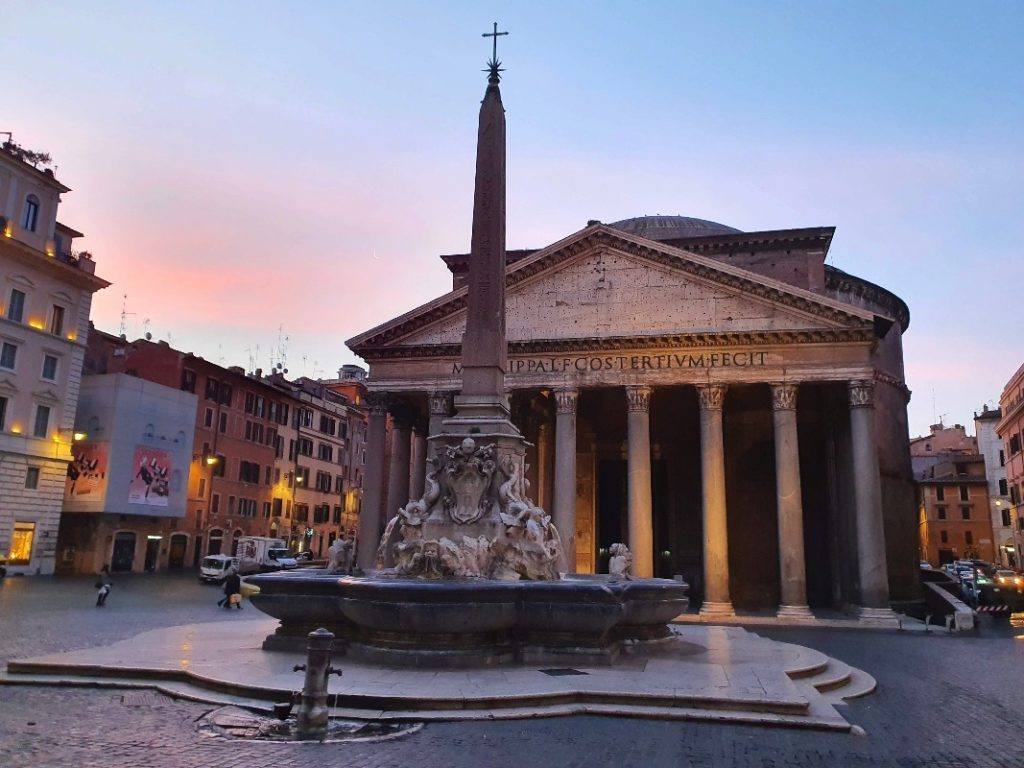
[128,446,171,507]
[65,443,108,500]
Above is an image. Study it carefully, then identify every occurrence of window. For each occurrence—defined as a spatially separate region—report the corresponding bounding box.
[272,498,283,518]
[315,471,332,493]
[935,486,945,502]
[296,466,310,486]
[318,443,333,462]
[49,305,65,336]
[212,493,220,514]
[198,478,206,499]
[955,463,966,476]
[295,504,309,523]
[228,496,236,516]
[0,396,6,429]
[25,467,39,489]
[33,405,50,438]
[22,195,39,232]
[999,449,1005,467]
[958,485,969,502]
[244,392,255,414]
[333,505,342,524]
[965,530,973,546]
[313,504,330,524]
[1002,509,1012,527]
[212,454,226,478]
[9,521,35,565]
[41,354,57,381]
[204,408,213,428]
[218,382,232,406]
[940,530,948,544]
[297,437,313,457]
[0,341,17,370]
[7,289,25,322]
[262,501,271,519]
[264,465,272,485]
[319,415,336,435]
[219,412,227,434]
[936,505,946,520]
[1011,435,1021,455]
[1000,479,1008,496]
[334,475,344,494]
[205,377,220,402]
[961,505,971,520]
[181,369,196,393]
[238,460,260,484]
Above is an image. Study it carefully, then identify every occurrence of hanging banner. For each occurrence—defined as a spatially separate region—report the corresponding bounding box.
[128,446,171,507]
[65,443,109,499]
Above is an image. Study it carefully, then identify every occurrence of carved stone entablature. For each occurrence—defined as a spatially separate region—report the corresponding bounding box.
[825,265,910,332]
[356,327,877,360]
[771,383,799,411]
[848,380,875,409]
[365,391,389,417]
[625,385,652,412]
[697,384,727,411]
[554,388,578,415]
[874,370,912,404]
[428,390,453,417]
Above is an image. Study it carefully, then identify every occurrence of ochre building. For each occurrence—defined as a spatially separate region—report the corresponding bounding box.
[348,215,917,618]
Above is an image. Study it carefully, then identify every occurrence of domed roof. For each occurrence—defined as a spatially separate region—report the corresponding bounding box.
[610,215,741,241]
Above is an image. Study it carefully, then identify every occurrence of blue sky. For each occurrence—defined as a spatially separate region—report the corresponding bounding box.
[4,1,1022,436]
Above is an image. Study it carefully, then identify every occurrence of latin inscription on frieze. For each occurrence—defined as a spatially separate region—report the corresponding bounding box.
[452,351,769,376]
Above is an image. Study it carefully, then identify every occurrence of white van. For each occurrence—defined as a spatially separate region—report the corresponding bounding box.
[199,554,237,583]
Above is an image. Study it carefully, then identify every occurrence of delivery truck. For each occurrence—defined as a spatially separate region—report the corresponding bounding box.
[234,536,297,575]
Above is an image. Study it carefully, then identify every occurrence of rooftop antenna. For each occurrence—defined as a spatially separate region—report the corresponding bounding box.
[119,294,136,338]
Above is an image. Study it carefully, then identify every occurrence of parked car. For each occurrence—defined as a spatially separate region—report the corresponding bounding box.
[287,550,315,562]
[0,556,6,578]
[919,560,932,570]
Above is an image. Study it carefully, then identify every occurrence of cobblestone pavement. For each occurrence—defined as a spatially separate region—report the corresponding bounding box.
[2,573,1024,768]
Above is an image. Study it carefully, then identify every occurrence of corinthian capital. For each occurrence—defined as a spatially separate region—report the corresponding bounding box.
[625,385,652,412]
[771,383,799,411]
[848,380,875,409]
[428,390,453,417]
[365,391,389,417]
[697,384,727,411]
[554,388,578,415]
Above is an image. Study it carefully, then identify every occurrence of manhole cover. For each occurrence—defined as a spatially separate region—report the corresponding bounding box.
[539,668,588,676]
[120,692,160,707]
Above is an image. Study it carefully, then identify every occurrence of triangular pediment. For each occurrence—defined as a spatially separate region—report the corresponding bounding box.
[348,225,883,356]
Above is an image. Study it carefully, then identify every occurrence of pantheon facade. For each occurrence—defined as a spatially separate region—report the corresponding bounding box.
[347,215,916,617]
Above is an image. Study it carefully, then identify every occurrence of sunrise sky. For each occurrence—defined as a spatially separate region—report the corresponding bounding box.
[5,1,1022,436]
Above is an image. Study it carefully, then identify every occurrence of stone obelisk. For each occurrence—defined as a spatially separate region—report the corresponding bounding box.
[443,34,518,436]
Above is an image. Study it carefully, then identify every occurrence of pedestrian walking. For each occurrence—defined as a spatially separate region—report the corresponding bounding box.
[219,569,243,610]
[95,565,112,607]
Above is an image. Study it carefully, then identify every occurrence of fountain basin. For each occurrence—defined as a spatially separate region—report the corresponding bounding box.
[247,570,689,667]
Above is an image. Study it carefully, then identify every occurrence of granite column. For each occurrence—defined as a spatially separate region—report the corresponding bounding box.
[698,384,734,617]
[772,383,813,620]
[626,385,654,578]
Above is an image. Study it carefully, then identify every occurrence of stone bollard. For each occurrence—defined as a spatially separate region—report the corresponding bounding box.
[293,628,342,740]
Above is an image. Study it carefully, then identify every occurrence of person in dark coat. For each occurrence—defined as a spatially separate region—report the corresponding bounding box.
[220,569,243,610]
[95,565,112,607]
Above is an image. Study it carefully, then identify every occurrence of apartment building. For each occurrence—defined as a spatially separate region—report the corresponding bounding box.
[0,142,109,574]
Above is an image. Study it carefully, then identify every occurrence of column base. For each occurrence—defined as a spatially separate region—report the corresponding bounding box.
[856,606,900,627]
[776,604,816,622]
[699,600,735,619]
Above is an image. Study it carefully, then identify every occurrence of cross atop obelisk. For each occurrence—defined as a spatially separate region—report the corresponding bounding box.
[447,23,516,431]
[482,22,508,83]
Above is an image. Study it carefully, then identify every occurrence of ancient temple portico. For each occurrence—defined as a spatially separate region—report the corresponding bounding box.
[348,218,917,620]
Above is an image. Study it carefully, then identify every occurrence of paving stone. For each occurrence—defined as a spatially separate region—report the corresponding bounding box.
[2,573,1024,767]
